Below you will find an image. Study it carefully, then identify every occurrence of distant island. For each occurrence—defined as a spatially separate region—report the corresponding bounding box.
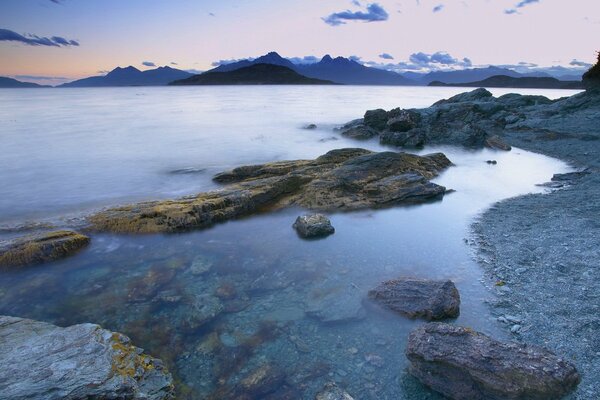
[170,63,335,85]
[428,74,583,89]
[0,77,50,88]
[59,66,192,87]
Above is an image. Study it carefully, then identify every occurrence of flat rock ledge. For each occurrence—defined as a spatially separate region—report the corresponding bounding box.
[293,214,335,238]
[406,323,580,400]
[0,315,174,400]
[0,230,90,268]
[89,148,451,233]
[368,277,460,320]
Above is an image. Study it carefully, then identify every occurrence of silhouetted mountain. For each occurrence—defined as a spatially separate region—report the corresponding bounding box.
[406,66,550,85]
[60,66,193,87]
[210,52,413,85]
[170,64,335,85]
[0,77,50,88]
[428,75,583,89]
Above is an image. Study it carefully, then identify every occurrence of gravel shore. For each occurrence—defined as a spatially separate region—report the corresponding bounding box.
[471,88,600,399]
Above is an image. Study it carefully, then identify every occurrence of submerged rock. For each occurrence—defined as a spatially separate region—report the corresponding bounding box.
[293,214,335,238]
[0,230,90,268]
[89,148,451,233]
[0,315,174,400]
[406,323,580,400]
[367,277,460,320]
[316,382,355,400]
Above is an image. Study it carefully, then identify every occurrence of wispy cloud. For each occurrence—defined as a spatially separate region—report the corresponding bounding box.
[379,53,394,60]
[505,0,540,15]
[142,61,156,67]
[0,28,79,47]
[323,3,389,26]
[432,4,444,13]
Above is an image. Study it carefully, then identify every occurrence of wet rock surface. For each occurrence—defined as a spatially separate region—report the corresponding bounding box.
[406,323,580,400]
[0,230,90,268]
[293,214,335,238]
[0,315,174,400]
[367,278,460,320]
[89,148,451,233]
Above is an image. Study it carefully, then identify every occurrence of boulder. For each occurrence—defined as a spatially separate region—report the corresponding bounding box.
[0,230,90,268]
[485,135,512,151]
[89,149,451,233]
[0,315,174,400]
[316,382,355,400]
[367,277,460,320]
[406,323,580,400]
[293,214,335,238]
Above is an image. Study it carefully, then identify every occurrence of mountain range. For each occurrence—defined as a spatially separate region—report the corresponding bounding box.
[59,66,192,87]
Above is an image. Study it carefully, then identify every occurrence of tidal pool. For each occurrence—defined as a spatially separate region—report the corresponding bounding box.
[0,86,573,398]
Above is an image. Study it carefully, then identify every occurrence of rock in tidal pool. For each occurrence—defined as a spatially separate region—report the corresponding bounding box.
[406,323,580,400]
[0,315,174,400]
[0,230,90,268]
[89,148,451,233]
[367,277,460,320]
[316,382,355,400]
[293,214,335,238]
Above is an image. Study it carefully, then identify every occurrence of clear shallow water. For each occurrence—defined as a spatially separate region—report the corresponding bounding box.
[0,86,574,399]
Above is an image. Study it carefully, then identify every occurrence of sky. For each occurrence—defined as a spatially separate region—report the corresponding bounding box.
[0,0,599,85]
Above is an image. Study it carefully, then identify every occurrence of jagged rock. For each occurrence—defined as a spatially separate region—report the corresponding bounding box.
[367,277,460,320]
[89,149,451,233]
[406,323,580,400]
[485,135,512,151]
[0,315,174,400]
[0,230,90,268]
[316,382,355,400]
[293,214,335,238]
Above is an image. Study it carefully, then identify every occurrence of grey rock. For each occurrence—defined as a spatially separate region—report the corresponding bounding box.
[316,382,355,400]
[293,214,335,238]
[367,277,460,320]
[0,315,174,400]
[406,323,580,400]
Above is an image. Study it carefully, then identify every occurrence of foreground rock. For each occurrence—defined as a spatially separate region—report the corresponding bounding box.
[0,315,174,400]
[293,214,335,238]
[89,148,451,233]
[0,230,90,268]
[406,323,580,400]
[367,277,460,320]
[316,382,355,400]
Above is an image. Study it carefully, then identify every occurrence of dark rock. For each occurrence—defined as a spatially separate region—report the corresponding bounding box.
[89,149,451,233]
[293,214,335,238]
[316,382,355,400]
[485,135,512,151]
[0,315,174,400]
[406,323,580,400]
[367,277,460,320]
[0,230,90,268]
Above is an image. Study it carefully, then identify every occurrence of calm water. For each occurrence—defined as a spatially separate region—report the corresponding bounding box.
[0,86,575,399]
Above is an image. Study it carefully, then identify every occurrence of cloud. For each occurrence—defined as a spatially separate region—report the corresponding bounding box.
[505,0,540,14]
[432,4,444,13]
[0,28,79,47]
[142,61,156,67]
[379,53,394,60]
[323,3,389,26]
[570,59,592,67]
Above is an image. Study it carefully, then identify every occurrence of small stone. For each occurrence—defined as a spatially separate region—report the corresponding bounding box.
[293,214,335,239]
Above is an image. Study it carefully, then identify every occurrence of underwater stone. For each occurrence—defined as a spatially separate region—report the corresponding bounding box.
[0,315,174,400]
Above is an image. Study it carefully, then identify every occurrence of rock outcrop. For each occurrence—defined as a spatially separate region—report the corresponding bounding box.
[293,214,335,238]
[338,88,563,149]
[0,315,174,400]
[89,148,452,233]
[367,277,460,320]
[0,230,90,268]
[406,323,580,400]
